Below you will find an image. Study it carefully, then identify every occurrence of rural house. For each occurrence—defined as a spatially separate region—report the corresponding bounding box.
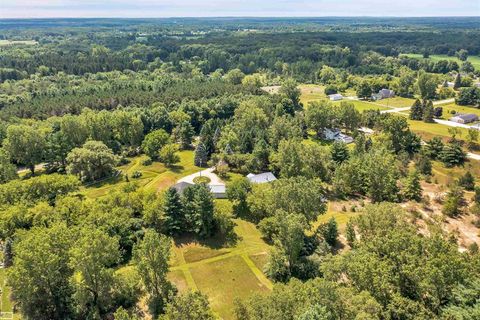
[323,128,354,144]
[371,88,395,100]
[172,181,226,199]
[247,172,277,184]
[449,113,479,124]
[329,93,343,101]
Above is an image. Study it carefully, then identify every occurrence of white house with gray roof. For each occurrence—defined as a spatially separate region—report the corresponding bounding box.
[450,113,479,124]
[246,172,277,184]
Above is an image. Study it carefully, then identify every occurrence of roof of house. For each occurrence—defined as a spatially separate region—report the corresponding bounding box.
[451,113,479,122]
[329,93,343,98]
[209,184,226,194]
[247,172,277,184]
[172,181,194,194]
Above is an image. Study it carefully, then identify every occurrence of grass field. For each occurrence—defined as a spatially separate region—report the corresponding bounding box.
[299,84,396,112]
[170,215,272,319]
[407,118,471,142]
[0,40,37,47]
[401,53,480,71]
[431,159,480,186]
[82,150,201,198]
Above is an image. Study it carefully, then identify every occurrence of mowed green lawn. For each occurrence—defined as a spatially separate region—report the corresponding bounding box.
[401,53,480,70]
[82,150,201,198]
[170,214,272,320]
[436,103,480,120]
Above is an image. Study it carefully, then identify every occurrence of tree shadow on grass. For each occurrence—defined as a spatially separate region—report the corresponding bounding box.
[168,165,185,173]
[173,226,240,250]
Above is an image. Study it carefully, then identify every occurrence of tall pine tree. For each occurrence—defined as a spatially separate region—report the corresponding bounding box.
[163,187,184,234]
[410,99,423,120]
[423,100,434,123]
[403,170,422,201]
[194,143,208,167]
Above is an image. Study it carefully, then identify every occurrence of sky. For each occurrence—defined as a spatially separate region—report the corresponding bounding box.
[0,0,479,19]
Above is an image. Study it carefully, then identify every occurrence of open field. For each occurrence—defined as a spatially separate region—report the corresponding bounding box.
[407,118,471,142]
[170,216,272,319]
[81,150,201,198]
[299,84,395,112]
[0,40,37,47]
[332,100,390,112]
[401,53,480,70]
[299,84,327,105]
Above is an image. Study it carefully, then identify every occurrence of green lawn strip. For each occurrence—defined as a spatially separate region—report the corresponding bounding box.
[189,255,270,320]
[241,254,273,290]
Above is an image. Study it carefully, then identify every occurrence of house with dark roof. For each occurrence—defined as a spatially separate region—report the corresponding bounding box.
[247,172,277,184]
[449,113,479,124]
[372,88,395,101]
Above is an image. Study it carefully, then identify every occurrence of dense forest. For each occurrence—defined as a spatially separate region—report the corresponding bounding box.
[0,17,480,320]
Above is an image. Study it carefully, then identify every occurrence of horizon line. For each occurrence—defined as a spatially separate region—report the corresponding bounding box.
[1,15,479,20]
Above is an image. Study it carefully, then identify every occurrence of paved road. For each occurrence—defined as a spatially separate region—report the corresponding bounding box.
[177,167,225,186]
[433,98,455,105]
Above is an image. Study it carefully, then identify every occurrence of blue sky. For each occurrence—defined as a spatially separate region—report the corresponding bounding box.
[1,0,479,18]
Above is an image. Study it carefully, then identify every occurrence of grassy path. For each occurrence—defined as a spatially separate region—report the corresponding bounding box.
[241,254,273,290]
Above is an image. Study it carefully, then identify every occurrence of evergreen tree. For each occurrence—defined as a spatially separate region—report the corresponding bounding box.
[173,121,194,150]
[404,170,422,201]
[414,151,432,176]
[410,99,423,120]
[163,187,184,235]
[425,137,444,159]
[453,73,462,90]
[422,100,434,123]
[182,185,215,238]
[319,217,338,246]
[194,143,208,167]
[345,220,356,248]
[458,171,475,191]
[250,139,270,172]
[442,185,465,217]
[440,142,466,167]
[331,141,349,163]
[433,107,443,119]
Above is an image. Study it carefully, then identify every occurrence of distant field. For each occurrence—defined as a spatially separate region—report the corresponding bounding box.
[299,84,395,112]
[401,53,480,70]
[0,40,37,46]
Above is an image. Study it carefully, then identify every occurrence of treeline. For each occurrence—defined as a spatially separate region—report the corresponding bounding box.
[0,173,223,319]
[1,26,479,79]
